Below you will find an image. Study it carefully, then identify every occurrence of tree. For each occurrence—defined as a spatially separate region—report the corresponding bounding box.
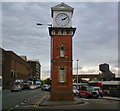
[43,78,51,85]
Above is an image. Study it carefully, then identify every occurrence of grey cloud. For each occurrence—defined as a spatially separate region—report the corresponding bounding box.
[2,2,118,79]
[72,2,117,70]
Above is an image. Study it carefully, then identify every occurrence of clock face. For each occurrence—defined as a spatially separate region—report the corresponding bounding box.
[55,13,69,26]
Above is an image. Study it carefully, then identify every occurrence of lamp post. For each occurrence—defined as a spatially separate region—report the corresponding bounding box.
[77,59,79,85]
[36,22,52,83]
[37,23,52,27]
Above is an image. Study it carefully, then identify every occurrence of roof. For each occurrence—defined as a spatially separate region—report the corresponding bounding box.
[89,81,120,85]
[51,2,74,17]
[102,81,120,85]
[73,74,99,76]
[27,59,39,62]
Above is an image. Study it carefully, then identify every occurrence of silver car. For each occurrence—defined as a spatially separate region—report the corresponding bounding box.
[93,86,103,97]
[73,86,79,96]
[11,84,22,92]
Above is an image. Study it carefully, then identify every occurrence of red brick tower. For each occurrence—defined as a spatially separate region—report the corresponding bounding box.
[49,3,76,101]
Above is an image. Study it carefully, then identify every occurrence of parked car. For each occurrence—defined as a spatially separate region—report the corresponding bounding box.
[103,89,110,96]
[29,84,35,90]
[93,86,104,97]
[35,80,41,88]
[79,86,99,98]
[73,86,79,96]
[11,84,22,92]
[21,82,30,90]
[41,84,50,91]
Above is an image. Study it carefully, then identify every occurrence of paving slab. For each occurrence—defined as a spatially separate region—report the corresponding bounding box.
[103,96,120,101]
[39,95,85,106]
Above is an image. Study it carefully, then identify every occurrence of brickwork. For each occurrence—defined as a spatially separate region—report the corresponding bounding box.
[2,48,31,89]
[49,28,76,101]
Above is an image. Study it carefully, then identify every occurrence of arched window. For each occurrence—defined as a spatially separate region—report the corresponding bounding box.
[59,66,66,83]
[60,45,64,57]
[55,30,58,35]
[61,30,64,35]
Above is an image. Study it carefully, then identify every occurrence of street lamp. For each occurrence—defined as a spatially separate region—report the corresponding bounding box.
[36,23,52,27]
[36,22,52,85]
[77,59,79,85]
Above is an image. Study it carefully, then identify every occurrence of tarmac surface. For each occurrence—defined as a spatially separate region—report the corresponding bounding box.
[38,93,120,107]
[39,95,84,106]
[2,90,120,110]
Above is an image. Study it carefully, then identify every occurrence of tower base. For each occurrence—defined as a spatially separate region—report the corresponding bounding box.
[50,91,74,101]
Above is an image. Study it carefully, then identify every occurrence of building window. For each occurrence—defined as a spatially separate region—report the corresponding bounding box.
[11,71,14,78]
[66,30,70,35]
[55,30,58,35]
[59,66,66,83]
[60,45,64,58]
[61,30,64,35]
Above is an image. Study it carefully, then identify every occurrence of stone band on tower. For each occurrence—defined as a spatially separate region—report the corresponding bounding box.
[49,3,76,101]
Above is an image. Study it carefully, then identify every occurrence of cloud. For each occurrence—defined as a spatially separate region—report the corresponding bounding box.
[2,2,118,79]
[1,0,119,2]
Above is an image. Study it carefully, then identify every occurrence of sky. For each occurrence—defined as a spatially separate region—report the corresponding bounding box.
[1,0,119,79]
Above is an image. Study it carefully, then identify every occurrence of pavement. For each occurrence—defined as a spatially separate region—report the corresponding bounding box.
[39,95,84,106]
[102,96,120,101]
[37,94,120,107]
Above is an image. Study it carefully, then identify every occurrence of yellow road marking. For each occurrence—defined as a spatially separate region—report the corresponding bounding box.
[33,100,40,107]
[7,107,13,111]
[33,94,48,107]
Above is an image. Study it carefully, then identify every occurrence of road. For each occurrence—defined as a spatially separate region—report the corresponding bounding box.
[33,96,119,110]
[2,89,120,110]
[2,88,47,110]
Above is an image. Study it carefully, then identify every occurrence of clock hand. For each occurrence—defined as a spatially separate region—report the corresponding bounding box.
[62,17,68,21]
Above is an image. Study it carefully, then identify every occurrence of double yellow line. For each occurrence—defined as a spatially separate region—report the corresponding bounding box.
[33,99,42,107]
[33,94,48,108]
[7,108,13,111]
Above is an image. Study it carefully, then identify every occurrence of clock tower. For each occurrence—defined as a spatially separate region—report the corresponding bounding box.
[49,2,76,101]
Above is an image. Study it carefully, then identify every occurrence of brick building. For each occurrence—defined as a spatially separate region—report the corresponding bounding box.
[1,48,31,89]
[27,60,41,81]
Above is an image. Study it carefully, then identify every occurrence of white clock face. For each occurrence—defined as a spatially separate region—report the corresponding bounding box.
[55,13,69,26]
